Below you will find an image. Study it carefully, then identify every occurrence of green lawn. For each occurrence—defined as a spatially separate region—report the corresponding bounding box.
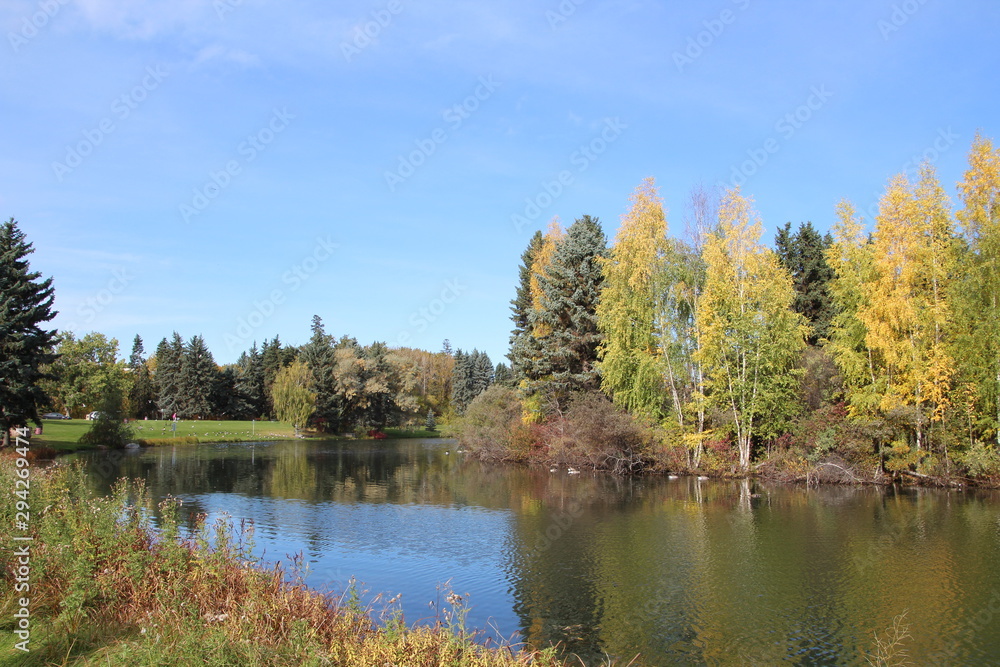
[31,419,449,452]
[35,419,298,452]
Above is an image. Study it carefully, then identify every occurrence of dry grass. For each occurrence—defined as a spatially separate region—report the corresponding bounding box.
[0,455,578,666]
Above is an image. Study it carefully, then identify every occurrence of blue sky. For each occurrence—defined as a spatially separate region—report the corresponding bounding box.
[3,0,998,365]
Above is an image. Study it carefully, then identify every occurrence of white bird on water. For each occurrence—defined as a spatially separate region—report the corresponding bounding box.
[567,467,580,475]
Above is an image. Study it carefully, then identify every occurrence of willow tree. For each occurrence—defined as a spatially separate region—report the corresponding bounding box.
[859,166,958,451]
[955,134,1000,444]
[597,177,669,417]
[272,359,316,435]
[696,189,807,470]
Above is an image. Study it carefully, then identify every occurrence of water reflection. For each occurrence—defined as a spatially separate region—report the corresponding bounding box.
[73,440,1000,665]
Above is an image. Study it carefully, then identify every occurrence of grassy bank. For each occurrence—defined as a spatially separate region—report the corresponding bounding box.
[0,455,579,666]
[34,420,450,453]
[34,419,299,453]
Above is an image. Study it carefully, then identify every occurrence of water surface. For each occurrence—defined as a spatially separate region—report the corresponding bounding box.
[73,439,1000,665]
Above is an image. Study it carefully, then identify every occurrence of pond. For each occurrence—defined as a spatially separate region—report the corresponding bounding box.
[71,438,1000,665]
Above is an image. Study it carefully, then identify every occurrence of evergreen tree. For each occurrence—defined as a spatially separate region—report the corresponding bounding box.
[775,222,835,344]
[442,339,453,356]
[425,408,436,432]
[177,335,216,418]
[261,336,297,418]
[508,229,544,385]
[450,349,476,414]
[528,214,608,408]
[234,343,266,419]
[0,218,57,446]
[210,365,246,419]
[494,362,514,388]
[471,350,494,397]
[127,335,157,419]
[154,333,184,418]
[300,315,340,431]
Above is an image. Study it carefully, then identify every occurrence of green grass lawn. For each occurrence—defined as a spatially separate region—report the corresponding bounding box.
[35,419,298,452]
[32,420,450,452]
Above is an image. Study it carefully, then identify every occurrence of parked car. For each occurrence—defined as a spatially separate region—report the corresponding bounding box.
[42,412,70,420]
[86,411,105,420]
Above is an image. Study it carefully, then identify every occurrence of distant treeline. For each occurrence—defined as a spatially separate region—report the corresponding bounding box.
[40,316,506,433]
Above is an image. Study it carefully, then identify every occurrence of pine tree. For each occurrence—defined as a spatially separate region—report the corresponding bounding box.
[154,333,184,419]
[425,408,437,432]
[597,177,669,417]
[177,335,217,419]
[775,221,835,344]
[127,335,157,419]
[696,188,808,470]
[0,218,58,446]
[528,215,607,408]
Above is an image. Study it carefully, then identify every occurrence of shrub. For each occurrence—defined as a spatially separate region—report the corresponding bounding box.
[958,441,1000,479]
[554,391,649,474]
[453,386,526,461]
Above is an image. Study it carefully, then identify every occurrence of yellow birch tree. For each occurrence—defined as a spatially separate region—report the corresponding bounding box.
[696,188,807,471]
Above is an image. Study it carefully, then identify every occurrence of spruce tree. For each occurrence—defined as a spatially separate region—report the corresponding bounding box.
[127,335,157,419]
[234,343,266,418]
[494,362,514,388]
[261,336,296,418]
[300,315,339,431]
[154,333,184,418]
[210,365,245,418]
[0,218,58,446]
[450,349,475,413]
[508,230,544,385]
[425,408,436,432]
[177,335,216,418]
[472,350,494,397]
[528,215,608,407]
[775,222,835,344]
